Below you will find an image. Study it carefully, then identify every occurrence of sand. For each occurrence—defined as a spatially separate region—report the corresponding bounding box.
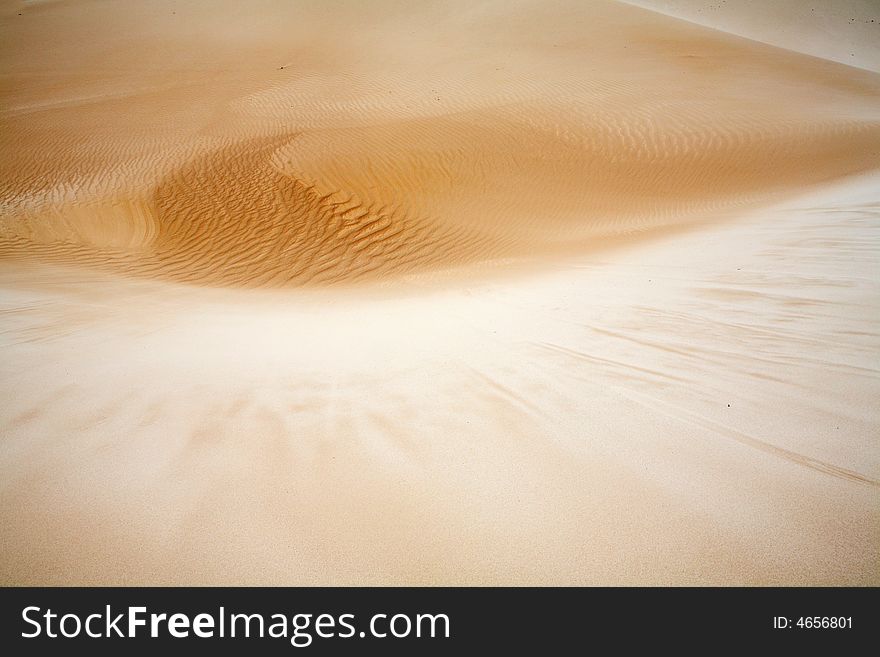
[0,0,878,584]
[625,0,880,72]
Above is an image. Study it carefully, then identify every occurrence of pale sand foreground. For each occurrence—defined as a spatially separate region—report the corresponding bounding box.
[1,0,879,584]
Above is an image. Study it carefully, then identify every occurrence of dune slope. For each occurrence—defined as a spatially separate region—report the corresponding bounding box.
[2,0,879,286]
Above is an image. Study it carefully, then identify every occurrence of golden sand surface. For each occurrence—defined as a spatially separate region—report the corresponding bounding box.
[1,0,878,584]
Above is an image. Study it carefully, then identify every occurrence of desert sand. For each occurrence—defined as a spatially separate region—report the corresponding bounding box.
[0,0,878,584]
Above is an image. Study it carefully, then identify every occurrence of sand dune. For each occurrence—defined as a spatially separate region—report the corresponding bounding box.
[2,0,880,286]
[1,0,878,584]
[627,0,880,72]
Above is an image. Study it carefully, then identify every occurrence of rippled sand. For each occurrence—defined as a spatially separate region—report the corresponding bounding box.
[1,0,878,584]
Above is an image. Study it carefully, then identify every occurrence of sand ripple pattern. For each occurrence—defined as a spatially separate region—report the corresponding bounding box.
[2,0,880,287]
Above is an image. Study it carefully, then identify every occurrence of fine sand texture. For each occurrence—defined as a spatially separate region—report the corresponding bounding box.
[1,0,879,584]
[625,0,880,72]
